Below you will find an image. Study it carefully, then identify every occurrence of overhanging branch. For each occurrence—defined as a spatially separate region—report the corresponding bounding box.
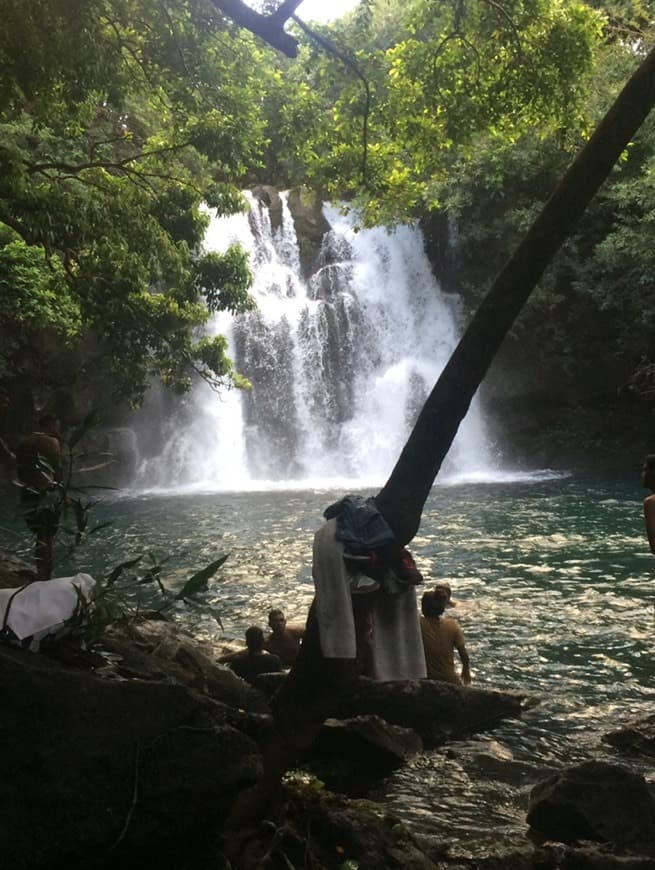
[206,0,304,57]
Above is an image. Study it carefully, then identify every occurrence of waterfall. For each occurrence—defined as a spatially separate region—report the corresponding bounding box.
[137,192,495,491]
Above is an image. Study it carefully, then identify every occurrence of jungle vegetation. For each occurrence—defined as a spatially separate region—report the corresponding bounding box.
[1,0,654,429]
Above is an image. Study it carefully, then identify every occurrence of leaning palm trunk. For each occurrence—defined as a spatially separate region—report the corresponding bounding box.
[375,45,655,547]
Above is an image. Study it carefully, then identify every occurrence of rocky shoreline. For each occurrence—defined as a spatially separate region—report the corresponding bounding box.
[1,552,655,869]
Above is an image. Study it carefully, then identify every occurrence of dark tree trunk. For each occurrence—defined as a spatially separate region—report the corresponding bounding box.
[207,0,301,56]
[376,45,655,546]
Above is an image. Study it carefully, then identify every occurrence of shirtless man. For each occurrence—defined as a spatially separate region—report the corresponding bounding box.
[419,585,471,685]
[228,626,283,685]
[14,414,63,580]
[642,455,655,555]
[264,608,304,668]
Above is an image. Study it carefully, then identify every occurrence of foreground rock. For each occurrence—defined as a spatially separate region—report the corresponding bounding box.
[2,616,653,870]
[604,714,655,758]
[341,675,531,745]
[0,643,262,869]
[0,549,35,588]
[100,615,270,714]
[257,672,532,746]
[306,714,423,795]
[527,761,655,858]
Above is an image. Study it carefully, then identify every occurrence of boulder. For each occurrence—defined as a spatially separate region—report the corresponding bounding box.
[257,672,529,745]
[0,547,35,588]
[339,676,531,745]
[305,714,423,795]
[101,615,270,713]
[526,761,655,856]
[0,642,262,869]
[604,714,655,758]
[287,186,331,277]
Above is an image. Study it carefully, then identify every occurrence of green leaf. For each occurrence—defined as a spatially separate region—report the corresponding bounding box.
[105,555,144,587]
[175,554,229,600]
[88,521,113,535]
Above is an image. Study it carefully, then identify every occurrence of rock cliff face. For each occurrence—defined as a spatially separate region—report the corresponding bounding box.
[251,184,330,280]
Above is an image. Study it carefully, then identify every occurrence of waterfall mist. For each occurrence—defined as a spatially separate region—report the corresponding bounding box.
[136,193,496,492]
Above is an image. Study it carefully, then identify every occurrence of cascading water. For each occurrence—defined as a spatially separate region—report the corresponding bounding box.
[137,192,495,491]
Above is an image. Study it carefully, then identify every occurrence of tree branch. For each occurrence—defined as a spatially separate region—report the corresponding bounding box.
[24,141,192,176]
[205,0,302,57]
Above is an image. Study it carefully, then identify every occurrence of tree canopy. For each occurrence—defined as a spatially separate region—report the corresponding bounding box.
[2,0,654,420]
[0,0,273,405]
[265,0,604,223]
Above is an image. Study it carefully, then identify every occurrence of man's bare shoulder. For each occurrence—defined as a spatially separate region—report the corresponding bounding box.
[286,624,305,638]
[442,616,465,636]
[19,433,61,455]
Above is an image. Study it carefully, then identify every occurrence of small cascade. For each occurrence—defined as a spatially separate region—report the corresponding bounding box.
[137,192,494,491]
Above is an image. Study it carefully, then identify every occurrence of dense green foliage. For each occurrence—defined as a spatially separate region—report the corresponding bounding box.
[0,0,269,405]
[270,0,655,408]
[270,0,603,223]
[2,0,655,424]
[425,31,655,404]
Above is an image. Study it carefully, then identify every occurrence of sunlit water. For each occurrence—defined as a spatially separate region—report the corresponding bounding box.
[1,471,654,857]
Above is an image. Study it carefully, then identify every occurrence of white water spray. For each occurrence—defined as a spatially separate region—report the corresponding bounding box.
[137,193,496,492]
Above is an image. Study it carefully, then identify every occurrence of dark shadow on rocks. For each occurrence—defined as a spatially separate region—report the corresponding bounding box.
[604,714,655,759]
[0,643,263,870]
[302,714,423,796]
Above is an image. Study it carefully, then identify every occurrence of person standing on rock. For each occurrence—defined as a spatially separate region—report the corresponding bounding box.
[14,414,63,580]
[420,585,471,685]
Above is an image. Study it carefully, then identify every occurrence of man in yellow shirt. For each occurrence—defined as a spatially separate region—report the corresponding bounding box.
[420,585,471,685]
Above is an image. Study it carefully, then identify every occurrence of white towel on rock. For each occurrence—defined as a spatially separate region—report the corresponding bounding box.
[0,573,96,650]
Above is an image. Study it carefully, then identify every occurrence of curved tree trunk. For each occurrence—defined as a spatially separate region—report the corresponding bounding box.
[376,45,655,547]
